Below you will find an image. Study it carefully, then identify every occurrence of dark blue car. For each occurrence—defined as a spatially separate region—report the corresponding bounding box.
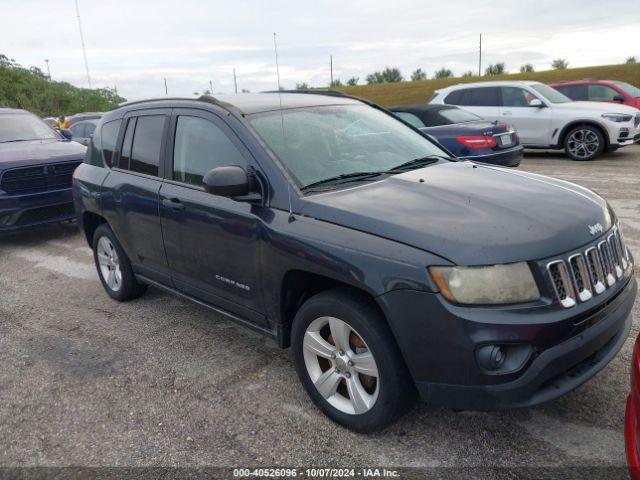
[390,104,523,167]
[0,108,86,232]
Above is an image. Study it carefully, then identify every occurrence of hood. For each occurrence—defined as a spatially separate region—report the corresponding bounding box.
[556,101,640,115]
[298,161,612,265]
[0,139,86,170]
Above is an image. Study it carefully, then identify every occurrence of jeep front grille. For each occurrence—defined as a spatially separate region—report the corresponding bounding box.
[546,226,630,308]
[0,161,81,193]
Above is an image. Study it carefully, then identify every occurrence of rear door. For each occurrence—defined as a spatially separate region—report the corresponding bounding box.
[101,109,171,284]
[499,86,551,146]
[159,108,266,324]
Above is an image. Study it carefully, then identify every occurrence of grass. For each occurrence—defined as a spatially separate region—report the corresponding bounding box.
[335,63,640,107]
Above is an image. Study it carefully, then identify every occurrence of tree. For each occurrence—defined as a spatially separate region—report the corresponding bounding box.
[346,77,359,86]
[366,67,403,84]
[410,68,427,81]
[520,63,534,73]
[485,63,505,75]
[330,79,343,88]
[295,82,309,90]
[626,56,637,64]
[433,67,453,79]
[461,71,475,78]
[551,58,569,70]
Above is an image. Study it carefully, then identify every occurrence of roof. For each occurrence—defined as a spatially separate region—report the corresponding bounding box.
[435,80,544,91]
[0,107,30,115]
[549,79,615,85]
[117,92,363,116]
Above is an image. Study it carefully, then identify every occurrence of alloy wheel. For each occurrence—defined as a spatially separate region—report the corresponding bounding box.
[567,129,600,159]
[97,236,122,292]
[303,316,380,415]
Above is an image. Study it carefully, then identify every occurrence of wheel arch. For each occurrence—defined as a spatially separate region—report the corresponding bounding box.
[557,120,610,149]
[81,211,108,246]
[278,270,386,349]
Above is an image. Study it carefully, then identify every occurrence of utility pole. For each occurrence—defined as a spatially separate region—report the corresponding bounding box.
[233,68,238,94]
[44,59,51,80]
[74,0,92,88]
[209,80,213,94]
[478,33,482,77]
[164,78,168,95]
[330,55,333,86]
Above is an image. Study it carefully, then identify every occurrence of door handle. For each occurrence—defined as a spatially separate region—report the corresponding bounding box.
[502,111,513,116]
[162,198,185,210]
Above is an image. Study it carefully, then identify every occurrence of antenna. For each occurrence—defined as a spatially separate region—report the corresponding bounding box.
[273,32,295,222]
[74,0,92,88]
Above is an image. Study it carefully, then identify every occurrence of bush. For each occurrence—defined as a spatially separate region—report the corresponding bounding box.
[485,63,506,75]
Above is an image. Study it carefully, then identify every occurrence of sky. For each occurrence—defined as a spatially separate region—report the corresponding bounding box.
[2,0,639,101]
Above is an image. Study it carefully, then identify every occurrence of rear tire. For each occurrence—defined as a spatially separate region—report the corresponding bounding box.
[564,125,605,161]
[291,288,415,432]
[92,223,147,301]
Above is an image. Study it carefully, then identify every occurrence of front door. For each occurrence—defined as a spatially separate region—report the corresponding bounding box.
[499,87,551,146]
[159,109,265,323]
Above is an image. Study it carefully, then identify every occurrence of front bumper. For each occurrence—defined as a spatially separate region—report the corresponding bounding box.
[0,187,75,232]
[609,121,640,147]
[378,273,636,411]
[463,145,523,167]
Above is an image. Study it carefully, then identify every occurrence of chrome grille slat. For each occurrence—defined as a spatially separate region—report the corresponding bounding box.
[546,226,632,308]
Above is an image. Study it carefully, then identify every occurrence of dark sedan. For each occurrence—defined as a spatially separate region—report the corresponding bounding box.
[0,108,86,232]
[390,104,523,166]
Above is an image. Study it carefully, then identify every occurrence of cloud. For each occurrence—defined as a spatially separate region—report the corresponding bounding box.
[2,0,639,99]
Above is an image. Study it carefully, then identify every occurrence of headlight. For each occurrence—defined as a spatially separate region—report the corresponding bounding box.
[602,113,633,123]
[429,263,540,305]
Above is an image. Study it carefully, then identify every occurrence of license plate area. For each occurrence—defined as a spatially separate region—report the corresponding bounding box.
[496,133,514,148]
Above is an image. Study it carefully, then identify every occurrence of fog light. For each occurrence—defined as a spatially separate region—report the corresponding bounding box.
[477,345,505,370]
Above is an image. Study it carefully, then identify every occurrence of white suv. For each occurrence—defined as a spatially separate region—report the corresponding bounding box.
[429,81,640,160]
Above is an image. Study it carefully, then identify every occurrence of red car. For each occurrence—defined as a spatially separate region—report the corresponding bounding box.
[626,334,640,479]
[550,80,640,109]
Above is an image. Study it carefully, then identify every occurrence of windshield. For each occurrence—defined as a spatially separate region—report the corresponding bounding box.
[0,113,59,143]
[615,82,640,98]
[530,84,572,103]
[248,105,448,189]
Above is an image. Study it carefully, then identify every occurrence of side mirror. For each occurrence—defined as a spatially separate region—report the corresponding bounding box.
[529,99,544,108]
[60,128,73,140]
[202,166,262,202]
[613,94,626,103]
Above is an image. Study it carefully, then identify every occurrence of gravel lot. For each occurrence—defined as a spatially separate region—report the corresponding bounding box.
[0,145,639,477]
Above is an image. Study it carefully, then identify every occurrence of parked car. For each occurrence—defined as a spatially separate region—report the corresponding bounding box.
[430,81,640,160]
[69,118,99,146]
[627,333,640,480]
[73,92,636,432]
[390,104,522,166]
[550,80,640,110]
[0,108,86,232]
[68,112,103,126]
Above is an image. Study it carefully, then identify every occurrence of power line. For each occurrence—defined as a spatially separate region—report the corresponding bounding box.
[74,0,92,88]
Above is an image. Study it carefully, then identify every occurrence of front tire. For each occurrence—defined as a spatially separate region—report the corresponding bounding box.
[291,288,414,432]
[564,125,605,161]
[92,223,147,301]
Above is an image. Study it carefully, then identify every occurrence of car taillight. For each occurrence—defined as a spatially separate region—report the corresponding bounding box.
[456,135,497,149]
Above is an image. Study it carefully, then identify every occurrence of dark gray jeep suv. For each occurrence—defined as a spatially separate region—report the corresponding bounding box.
[73,92,636,431]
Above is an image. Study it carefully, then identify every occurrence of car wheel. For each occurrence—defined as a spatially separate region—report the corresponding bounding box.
[564,126,605,161]
[291,288,415,432]
[92,223,147,301]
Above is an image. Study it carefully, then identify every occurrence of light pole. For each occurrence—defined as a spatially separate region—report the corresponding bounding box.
[44,59,51,80]
[74,0,92,88]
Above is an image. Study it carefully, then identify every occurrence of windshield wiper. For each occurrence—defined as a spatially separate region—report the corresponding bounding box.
[386,155,447,173]
[0,138,41,144]
[301,171,386,191]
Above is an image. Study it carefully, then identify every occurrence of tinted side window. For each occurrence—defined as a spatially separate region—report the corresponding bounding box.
[556,85,586,101]
[444,89,465,105]
[173,116,246,186]
[85,123,96,136]
[130,115,165,176]
[588,85,619,101]
[501,87,538,107]
[70,123,85,137]
[118,118,136,170]
[466,87,500,106]
[99,119,122,167]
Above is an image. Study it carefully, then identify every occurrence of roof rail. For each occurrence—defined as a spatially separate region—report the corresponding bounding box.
[110,95,245,118]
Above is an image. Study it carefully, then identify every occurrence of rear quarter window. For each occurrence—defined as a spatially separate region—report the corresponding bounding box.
[96,119,122,168]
